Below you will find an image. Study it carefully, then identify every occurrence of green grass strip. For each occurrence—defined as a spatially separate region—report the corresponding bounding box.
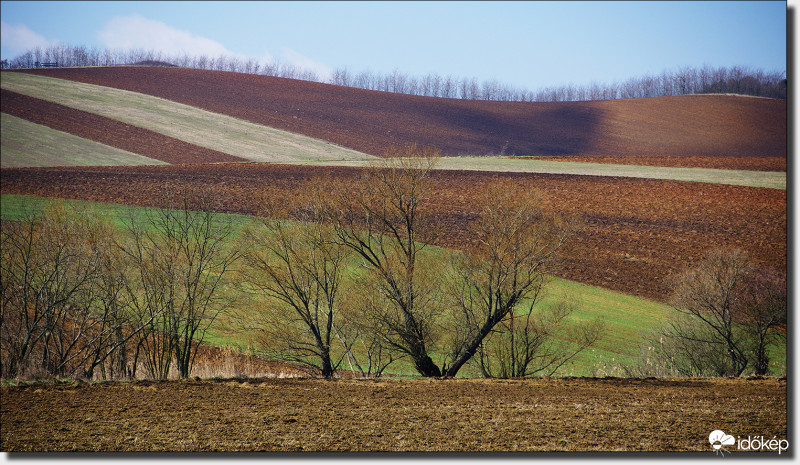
[443,157,787,190]
[1,113,166,168]
[0,193,253,232]
[305,157,786,189]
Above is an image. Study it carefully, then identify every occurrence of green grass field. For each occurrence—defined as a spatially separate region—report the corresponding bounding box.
[1,113,166,168]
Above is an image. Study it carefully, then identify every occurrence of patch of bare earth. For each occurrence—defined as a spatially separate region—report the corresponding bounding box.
[0,163,785,301]
[0,377,786,452]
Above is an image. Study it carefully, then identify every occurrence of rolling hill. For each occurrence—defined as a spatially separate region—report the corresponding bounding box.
[10,66,786,160]
[0,66,787,300]
[0,66,788,383]
[1,72,373,165]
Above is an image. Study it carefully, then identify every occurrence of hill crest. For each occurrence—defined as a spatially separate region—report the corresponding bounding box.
[14,66,786,159]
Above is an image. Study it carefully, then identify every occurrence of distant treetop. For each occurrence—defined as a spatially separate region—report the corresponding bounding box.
[2,44,786,101]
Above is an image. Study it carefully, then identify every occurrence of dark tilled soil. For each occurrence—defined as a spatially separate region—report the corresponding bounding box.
[0,163,786,301]
[0,377,787,452]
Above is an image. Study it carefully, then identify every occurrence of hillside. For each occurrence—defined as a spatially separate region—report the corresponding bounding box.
[0,67,787,300]
[1,163,785,300]
[14,67,786,159]
[1,72,373,165]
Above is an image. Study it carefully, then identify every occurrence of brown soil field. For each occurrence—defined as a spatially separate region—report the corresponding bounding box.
[0,377,786,452]
[522,155,787,171]
[0,163,785,301]
[0,89,246,165]
[4,83,781,172]
[13,67,786,159]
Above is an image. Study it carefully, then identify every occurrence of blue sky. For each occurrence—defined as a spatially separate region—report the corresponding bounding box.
[0,1,787,90]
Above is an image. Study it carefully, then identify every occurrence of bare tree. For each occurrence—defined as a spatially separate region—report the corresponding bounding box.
[630,253,784,378]
[325,144,443,377]
[474,295,604,378]
[441,179,578,377]
[0,202,107,378]
[0,202,149,380]
[331,67,352,87]
[120,190,238,379]
[736,267,786,375]
[51,218,150,380]
[305,155,584,379]
[238,185,349,379]
[668,248,768,377]
[441,75,456,99]
[78,240,135,380]
[332,271,399,378]
[625,317,733,377]
[37,210,128,379]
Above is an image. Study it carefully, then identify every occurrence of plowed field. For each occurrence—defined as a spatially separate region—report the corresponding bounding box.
[0,163,785,300]
[13,67,786,159]
[0,377,786,452]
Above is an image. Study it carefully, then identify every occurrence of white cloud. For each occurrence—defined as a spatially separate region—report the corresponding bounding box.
[93,14,333,79]
[280,47,333,81]
[0,21,58,56]
[97,14,234,58]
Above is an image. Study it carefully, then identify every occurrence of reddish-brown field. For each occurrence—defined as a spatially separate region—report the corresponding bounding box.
[0,163,785,300]
[0,377,786,452]
[14,67,786,159]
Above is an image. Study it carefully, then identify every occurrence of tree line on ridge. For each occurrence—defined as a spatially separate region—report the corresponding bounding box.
[1,44,787,101]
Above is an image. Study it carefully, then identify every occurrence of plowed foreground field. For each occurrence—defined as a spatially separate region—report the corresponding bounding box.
[14,67,786,159]
[0,377,786,452]
[0,163,786,300]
